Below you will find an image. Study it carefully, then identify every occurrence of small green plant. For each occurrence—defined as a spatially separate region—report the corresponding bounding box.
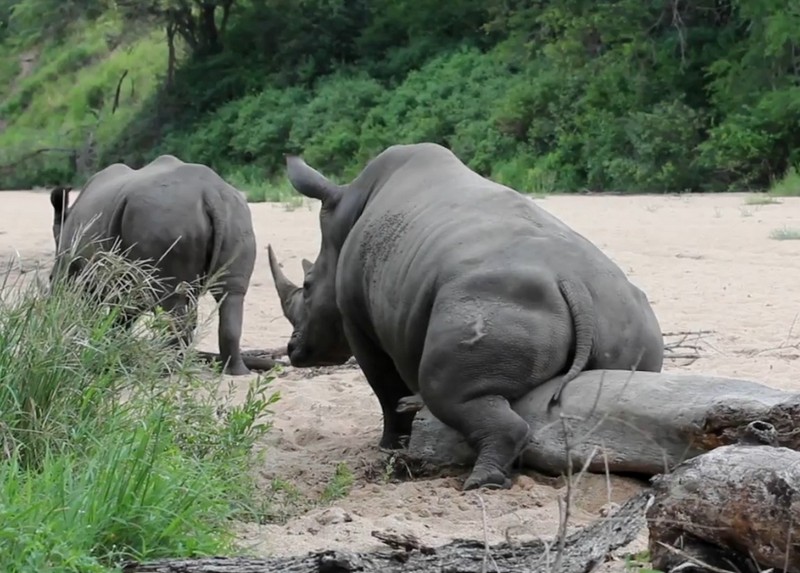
[769,226,800,240]
[624,550,663,572]
[769,166,800,197]
[321,462,355,502]
[744,193,780,205]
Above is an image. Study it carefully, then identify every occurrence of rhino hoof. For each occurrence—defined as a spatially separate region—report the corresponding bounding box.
[462,468,513,491]
[379,432,410,450]
[224,362,251,376]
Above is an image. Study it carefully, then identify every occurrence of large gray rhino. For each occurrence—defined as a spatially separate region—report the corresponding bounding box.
[49,154,258,376]
[268,142,664,490]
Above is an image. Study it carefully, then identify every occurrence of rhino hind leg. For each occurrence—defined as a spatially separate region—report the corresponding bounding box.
[418,308,542,490]
[213,291,249,376]
[342,318,416,449]
[426,390,531,491]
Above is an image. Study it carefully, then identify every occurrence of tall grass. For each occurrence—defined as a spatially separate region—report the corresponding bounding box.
[0,246,279,572]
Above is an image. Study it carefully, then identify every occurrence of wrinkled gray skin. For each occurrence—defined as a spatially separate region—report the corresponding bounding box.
[50,154,257,376]
[269,142,664,490]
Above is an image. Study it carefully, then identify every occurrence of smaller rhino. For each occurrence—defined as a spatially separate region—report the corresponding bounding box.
[49,155,259,375]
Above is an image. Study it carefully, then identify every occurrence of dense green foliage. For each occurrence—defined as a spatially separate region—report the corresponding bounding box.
[0,249,278,571]
[1,0,799,195]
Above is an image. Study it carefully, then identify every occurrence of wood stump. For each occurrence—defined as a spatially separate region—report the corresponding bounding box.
[647,422,800,572]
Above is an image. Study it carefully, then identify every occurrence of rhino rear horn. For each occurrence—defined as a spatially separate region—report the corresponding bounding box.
[301,258,313,274]
[267,244,301,324]
[284,154,341,204]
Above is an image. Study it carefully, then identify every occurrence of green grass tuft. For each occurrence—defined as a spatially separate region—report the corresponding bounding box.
[320,462,355,502]
[769,226,800,241]
[0,247,279,571]
[743,193,780,205]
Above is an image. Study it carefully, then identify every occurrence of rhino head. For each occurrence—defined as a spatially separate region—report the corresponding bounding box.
[268,155,353,367]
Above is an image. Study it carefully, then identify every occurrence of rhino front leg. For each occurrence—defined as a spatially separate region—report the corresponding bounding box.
[213,291,250,376]
[160,294,198,349]
[343,318,416,449]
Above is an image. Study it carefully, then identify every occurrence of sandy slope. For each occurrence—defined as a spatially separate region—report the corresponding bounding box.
[2,189,798,565]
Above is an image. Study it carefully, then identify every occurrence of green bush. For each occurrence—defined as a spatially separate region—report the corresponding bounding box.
[0,247,279,571]
[2,0,800,196]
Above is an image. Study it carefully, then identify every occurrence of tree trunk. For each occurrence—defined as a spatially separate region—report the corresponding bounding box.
[122,489,651,572]
[198,4,220,54]
[646,434,800,573]
[407,369,800,477]
[166,22,176,89]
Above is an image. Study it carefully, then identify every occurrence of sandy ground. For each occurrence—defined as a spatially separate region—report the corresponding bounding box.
[2,190,799,566]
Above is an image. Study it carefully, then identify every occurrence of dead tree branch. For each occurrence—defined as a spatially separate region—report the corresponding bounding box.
[112,69,129,115]
[0,147,76,174]
[122,490,652,573]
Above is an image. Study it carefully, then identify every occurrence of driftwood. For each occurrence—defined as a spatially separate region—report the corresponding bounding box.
[195,347,287,373]
[407,369,800,477]
[646,422,800,573]
[122,489,651,573]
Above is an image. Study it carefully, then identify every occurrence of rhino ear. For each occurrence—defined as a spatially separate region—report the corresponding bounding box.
[285,154,341,204]
[301,258,313,275]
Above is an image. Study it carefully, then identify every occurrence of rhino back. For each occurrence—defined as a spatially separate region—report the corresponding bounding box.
[62,157,254,287]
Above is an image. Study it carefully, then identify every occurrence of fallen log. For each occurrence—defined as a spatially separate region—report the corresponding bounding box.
[122,489,651,573]
[406,369,800,477]
[194,347,288,373]
[646,421,800,573]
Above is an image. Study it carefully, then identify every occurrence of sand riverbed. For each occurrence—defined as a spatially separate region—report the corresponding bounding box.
[2,189,798,566]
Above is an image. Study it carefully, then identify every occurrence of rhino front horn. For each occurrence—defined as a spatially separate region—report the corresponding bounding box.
[267,244,301,323]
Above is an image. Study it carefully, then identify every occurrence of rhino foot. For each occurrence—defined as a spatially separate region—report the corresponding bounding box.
[224,360,251,376]
[379,431,411,450]
[463,467,513,491]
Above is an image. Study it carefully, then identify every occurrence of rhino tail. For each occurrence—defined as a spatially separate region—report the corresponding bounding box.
[547,279,595,412]
[201,190,227,287]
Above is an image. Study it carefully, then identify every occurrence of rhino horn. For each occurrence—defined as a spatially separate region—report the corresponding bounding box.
[284,154,341,204]
[267,244,301,324]
[301,258,313,274]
